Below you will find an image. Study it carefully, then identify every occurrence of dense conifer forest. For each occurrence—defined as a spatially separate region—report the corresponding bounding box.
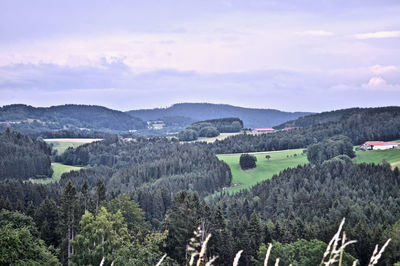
[210,107,400,154]
[1,105,400,265]
[0,104,146,133]
[0,128,53,180]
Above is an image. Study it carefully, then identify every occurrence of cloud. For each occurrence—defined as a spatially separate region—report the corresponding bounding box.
[362,76,400,91]
[370,65,399,75]
[297,30,334,36]
[354,31,400,39]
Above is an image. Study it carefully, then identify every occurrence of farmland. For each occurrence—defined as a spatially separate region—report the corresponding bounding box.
[44,138,102,154]
[217,143,400,195]
[355,148,400,169]
[217,149,308,194]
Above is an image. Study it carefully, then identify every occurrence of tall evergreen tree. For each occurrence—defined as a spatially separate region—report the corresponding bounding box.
[60,180,79,265]
[95,179,106,212]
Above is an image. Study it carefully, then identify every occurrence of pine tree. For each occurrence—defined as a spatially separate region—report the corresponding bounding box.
[248,211,262,258]
[35,197,60,247]
[165,191,202,263]
[26,201,35,218]
[60,180,79,265]
[95,179,106,212]
[80,181,89,212]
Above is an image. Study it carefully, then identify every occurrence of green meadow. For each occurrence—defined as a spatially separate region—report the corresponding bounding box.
[44,138,101,154]
[30,162,82,184]
[217,142,400,195]
[355,148,400,167]
[217,149,308,194]
[46,141,83,154]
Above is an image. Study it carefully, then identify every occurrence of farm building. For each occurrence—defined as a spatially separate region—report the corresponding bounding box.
[359,141,399,150]
[253,128,275,133]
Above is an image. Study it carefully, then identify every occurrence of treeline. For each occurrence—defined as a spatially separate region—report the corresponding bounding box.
[210,107,400,153]
[0,104,146,134]
[274,107,362,129]
[0,128,53,180]
[56,137,231,224]
[178,117,243,141]
[307,135,355,164]
[212,157,400,265]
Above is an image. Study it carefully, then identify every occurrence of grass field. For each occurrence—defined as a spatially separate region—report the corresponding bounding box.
[30,162,82,184]
[196,132,243,143]
[217,149,308,194]
[216,142,400,195]
[44,138,102,154]
[355,148,400,168]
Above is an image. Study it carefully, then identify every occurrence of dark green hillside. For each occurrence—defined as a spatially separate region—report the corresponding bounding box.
[275,107,373,129]
[0,104,146,133]
[57,137,231,224]
[213,157,400,265]
[0,129,53,180]
[211,106,400,153]
[127,103,311,128]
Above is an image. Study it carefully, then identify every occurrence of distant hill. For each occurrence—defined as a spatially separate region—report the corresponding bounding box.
[274,107,362,129]
[0,104,146,133]
[127,103,312,128]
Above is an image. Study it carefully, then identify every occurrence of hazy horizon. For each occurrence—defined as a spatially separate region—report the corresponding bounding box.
[1,0,400,112]
[1,101,399,114]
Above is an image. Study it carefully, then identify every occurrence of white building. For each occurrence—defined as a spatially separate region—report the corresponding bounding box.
[360,141,399,150]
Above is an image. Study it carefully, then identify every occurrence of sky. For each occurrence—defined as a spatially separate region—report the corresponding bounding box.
[0,0,400,112]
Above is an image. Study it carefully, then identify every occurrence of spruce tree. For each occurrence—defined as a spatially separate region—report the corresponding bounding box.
[60,180,79,265]
[95,179,106,212]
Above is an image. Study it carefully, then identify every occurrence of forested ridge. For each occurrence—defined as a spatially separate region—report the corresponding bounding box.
[0,104,146,133]
[0,128,53,180]
[128,103,311,128]
[274,107,363,129]
[210,106,400,153]
[210,157,400,265]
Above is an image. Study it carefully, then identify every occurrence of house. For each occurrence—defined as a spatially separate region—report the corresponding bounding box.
[253,128,275,133]
[359,141,399,150]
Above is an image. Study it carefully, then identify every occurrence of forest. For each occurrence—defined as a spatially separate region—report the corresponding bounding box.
[210,107,400,154]
[1,105,400,265]
[0,104,146,133]
[0,128,53,180]
[178,117,243,141]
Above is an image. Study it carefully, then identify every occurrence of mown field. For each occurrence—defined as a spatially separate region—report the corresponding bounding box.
[44,138,102,154]
[217,149,308,194]
[355,148,400,168]
[217,142,400,194]
[30,162,82,184]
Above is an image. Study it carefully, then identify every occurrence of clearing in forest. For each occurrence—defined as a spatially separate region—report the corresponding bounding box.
[217,149,308,194]
[30,162,82,184]
[44,138,102,154]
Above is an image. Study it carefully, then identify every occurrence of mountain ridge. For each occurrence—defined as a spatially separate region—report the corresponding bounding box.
[127,102,312,128]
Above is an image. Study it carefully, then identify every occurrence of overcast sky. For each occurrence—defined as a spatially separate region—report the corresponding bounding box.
[1,0,400,112]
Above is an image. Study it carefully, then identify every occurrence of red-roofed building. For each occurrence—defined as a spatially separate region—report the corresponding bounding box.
[360,141,399,150]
